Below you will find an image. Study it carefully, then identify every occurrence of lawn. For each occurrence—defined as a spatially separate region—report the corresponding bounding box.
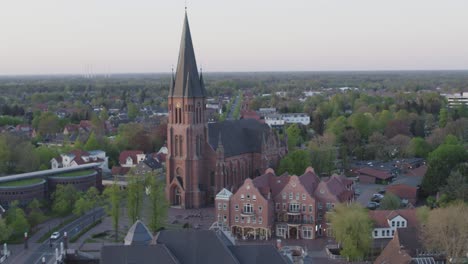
[0,178,44,187]
[52,169,96,178]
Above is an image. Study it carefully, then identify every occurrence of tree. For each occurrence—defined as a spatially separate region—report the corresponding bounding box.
[311,111,325,136]
[6,201,30,236]
[84,132,101,151]
[27,198,45,228]
[421,144,467,194]
[146,175,168,232]
[327,203,372,261]
[73,196,92,216]
[104,182,122,242]
[286,123,303,150]
[421,203,468,261]
[127,175,144,223]
[438,108,448,128]
[127,103,138,120]
[440,170,468,202]
[0,218,12,242]
[52,185,80,217]
[277,150,311,176]
[350,113,372,139]
[407,137,431,158]
[379,193,401,210]
[35,146,59,170]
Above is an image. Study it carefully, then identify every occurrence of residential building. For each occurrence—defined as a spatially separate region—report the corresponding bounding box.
[368,209,419,239]
[282,113,311,126]
[374,228,445,264]
[357,167,394,184]
[442,92,468,108]
[165,12,287,209]
[215,167,354,240]
[51,149,109,172]
[386,184,418,205]
[101,220,290,264]
[119,150,145,168]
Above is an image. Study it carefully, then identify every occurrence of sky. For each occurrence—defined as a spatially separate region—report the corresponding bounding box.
[1,0,468,75]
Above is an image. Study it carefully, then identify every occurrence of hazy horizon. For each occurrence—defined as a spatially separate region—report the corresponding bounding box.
[2,0,468,75]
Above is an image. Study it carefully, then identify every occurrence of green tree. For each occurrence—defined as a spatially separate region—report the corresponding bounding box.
[103,182,122,242]
[0,218,12,242]
[27,198,45,228]
[277,149,311,176]
[350,113,372,139]
[146,175,168,232]
[35,146,59,170]
[379,193,401,210]
[327,203,372,261]
[438,108,448,128]
[52,185,80,217]
[127,103,138,120]
[73,196,92,216]
[127,175,144,223]
[286,123,303,150]
[84,132,101,151]
[6,201,30,236]
[440,170,468,202]
[421,144,467,194]
[407,137,431,158]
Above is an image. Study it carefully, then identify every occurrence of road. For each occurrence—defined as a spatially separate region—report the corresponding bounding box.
[226,95,240,120]
[24,208,105,264]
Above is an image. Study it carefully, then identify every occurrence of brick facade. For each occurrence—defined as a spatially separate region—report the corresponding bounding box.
[165,13,286,209]
[216,167,354,240]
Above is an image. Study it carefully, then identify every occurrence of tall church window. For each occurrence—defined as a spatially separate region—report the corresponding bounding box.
[174,136,179,156]
[179,136,183,156]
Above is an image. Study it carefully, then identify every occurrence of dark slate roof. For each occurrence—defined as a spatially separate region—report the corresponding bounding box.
[155,230,239,264]
[228,245,291,264]
[170,12,205,98]
[143,155,163,170]
[208,119,271,158]
[124,220,153,246]
[101,245,179,264]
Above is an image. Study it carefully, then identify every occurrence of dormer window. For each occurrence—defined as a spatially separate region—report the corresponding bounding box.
[282,193,286,200]
[252,195,256,201]
[241,194,244,200]
[302,194,306,200]
[289,192,293,200]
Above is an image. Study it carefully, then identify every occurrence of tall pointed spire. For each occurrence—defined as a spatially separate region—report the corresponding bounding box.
[171,11,205,98]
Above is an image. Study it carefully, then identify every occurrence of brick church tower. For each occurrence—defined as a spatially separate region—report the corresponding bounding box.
[166,11,207,209]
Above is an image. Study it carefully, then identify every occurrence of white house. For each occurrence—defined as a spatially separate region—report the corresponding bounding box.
[51,149,109,172]
[282,113,310,126]
[264,114,285,127]
[442,92,468,108]
[369,209,418,239]
[119,150,145,168]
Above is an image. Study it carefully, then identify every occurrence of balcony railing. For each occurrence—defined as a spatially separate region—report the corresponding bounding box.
[240,210,255,216]
[276,217,314,225]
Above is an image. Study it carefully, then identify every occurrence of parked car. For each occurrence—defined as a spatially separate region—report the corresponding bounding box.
[378,189,386,194]
[354,188,361,196]
[367,202,380,210]
[50,232,60,240]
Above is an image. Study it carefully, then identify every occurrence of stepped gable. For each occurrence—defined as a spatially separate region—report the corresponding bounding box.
[208,119,271,158]
[299,167,321,195]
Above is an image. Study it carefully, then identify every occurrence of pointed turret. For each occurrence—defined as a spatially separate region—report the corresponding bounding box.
[171,11,205,98]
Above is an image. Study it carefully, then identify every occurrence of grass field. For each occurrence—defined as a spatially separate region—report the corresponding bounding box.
[0,178,43,187]
[53,169,96,177]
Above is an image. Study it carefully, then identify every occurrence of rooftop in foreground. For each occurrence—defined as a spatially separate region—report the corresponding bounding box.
[0,178,44,187]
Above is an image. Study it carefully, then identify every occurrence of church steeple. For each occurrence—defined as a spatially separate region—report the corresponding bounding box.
[170,12,205,98]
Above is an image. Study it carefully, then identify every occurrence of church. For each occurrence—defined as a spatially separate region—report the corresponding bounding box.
[165,12,287,209]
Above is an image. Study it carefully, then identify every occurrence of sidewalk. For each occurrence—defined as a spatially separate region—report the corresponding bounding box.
[4,215,72,264]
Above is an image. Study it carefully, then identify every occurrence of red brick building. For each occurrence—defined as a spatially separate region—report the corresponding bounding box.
[165,12,287,209]
[215,167,354,240]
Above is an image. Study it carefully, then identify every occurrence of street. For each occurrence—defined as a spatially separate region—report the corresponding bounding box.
[11,208,105,264]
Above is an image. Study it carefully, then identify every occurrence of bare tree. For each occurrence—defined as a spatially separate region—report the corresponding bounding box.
[421,203,468,261]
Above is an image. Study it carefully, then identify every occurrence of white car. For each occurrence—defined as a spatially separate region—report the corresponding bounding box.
[50,232,60,240]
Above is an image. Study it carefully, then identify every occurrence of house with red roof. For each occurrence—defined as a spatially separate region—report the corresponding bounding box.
[368,209,419,239]
[357,167,394,184]
[119,150,145,168]
[51,149,109,172]
[215,167,354,240]
[386,184,418,205]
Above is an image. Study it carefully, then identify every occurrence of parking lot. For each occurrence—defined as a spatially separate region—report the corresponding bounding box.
[354,173,423,207]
